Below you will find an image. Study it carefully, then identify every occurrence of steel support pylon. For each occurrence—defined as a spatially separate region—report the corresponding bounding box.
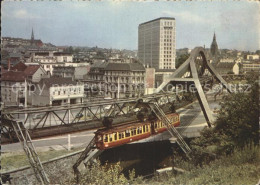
[6,115,50,184]
[156,47,232,127]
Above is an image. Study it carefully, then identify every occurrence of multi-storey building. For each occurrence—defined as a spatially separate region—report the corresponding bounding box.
[87,59,145,98]
[242,62,260,73]
[1,62,47,106]
[246,55,260,61]
[53,66,75,78]
[138,17,176,70]
[29,77,84,106]
[52,66,90,80]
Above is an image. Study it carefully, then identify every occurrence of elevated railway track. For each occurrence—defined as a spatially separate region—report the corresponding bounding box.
[1,92,180,144]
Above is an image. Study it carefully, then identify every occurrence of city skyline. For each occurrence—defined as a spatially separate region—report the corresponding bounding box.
[2,1,259,51]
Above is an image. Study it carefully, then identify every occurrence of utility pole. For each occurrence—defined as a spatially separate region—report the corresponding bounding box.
[117,76,120,99]
[24,78,28,124]
[68,94,71,123]
[25,78,27,108]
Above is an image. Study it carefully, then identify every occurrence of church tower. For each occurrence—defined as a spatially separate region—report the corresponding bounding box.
[210,32,219,57]
[31,28,35,45]
[210,32,220,64]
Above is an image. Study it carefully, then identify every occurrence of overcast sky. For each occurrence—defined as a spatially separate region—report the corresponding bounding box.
[2,1,259,51]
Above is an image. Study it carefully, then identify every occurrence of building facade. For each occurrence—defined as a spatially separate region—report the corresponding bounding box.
[138,17,176,70]
[246,55,260,61]
[1,63,47,106]
[87,59,145,99]
[28,77,84,106]
[215,62,240,75]
[242,62,260,73]
[53,66,75,78]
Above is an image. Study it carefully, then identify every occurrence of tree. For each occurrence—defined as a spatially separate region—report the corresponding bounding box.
[191,74,259,161]
[64,46,74,54]
[176,54,189,68]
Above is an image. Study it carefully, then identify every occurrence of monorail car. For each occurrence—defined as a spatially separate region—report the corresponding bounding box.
[95,112,180,150]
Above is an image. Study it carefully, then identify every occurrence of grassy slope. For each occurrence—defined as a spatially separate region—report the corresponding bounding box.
[148,146,260,185]
[1,147,83,172]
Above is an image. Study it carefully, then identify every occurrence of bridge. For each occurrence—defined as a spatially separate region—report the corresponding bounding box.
[1,47,244,184]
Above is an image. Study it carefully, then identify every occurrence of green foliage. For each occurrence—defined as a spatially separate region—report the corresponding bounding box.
[191,75,259,162]
[67,160,144,185]
[149,146,260,185]
[176,54,189,68]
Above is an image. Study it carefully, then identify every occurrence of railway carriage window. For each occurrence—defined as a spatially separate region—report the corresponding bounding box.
[114,133,118,140]
[125,130,130,137]
[131,129,134,136]
[143,125,146,132]
[109,134,113,142]
[104,134,108,142]
[119,133,122,139]
[134,128,136,135]
[121,132,125,139]
[137,127,142,134]
[139,126,143,134]
[155,123,157,128]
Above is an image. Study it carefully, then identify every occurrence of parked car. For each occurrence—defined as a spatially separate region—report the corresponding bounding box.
[76,113,83,119]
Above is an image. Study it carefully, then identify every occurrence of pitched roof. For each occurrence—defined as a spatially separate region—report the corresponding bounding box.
[91,60,107,69]
[104,62,145,71]
[9,53,22,58]
[39,77,77,87]
[34,52,49,56]
[11,62,27,71]
[216,62,235,69]
[24,65,41,76]
[1,71,26,82]
[53,52,72,56]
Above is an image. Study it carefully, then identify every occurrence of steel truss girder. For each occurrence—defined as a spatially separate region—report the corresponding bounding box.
[156,47,232,127]
[2,93,177,142]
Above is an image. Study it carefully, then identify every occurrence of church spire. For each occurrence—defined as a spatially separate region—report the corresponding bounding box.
[210,32,219,58]
[31,28,34,45]
[213,32,216,42]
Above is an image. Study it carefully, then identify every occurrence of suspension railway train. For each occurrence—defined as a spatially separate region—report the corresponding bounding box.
[95,112,180,150]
